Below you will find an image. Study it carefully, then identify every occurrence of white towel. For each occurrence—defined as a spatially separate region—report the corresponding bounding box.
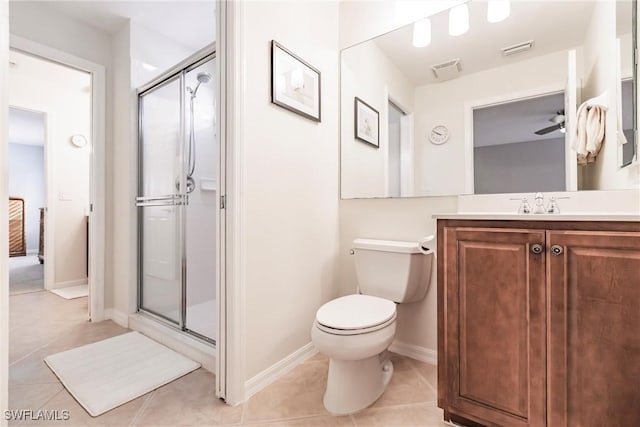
[573,98,608,165]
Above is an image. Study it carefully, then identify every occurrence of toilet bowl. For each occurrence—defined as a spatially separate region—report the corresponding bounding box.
[311,238,433,415]
[312,294,397,415]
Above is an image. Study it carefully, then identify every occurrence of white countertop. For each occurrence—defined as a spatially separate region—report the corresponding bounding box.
[432,213,640,221]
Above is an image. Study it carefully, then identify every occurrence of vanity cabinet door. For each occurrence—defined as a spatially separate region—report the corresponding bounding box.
[442,227,546,427]
[547,230,640,427]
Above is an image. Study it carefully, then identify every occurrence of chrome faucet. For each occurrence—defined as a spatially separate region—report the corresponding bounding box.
[533,192,546,214]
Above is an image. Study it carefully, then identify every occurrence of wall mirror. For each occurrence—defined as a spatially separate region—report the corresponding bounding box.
[340,0,638,199]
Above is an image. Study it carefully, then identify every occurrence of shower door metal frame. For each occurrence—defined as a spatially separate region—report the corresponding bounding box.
[136,45,217,345]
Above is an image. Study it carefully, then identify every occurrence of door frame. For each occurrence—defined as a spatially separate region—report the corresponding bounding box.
[216,0,245,405]
[9,35,107,322]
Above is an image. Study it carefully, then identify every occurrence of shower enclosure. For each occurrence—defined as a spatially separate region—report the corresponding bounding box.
[136,48,217,344]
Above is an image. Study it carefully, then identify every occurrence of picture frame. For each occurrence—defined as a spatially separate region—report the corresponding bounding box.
[271,40,321,122]
[354,97,380,148]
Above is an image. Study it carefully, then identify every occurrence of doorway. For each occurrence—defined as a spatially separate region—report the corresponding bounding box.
[471,91,567,195]
[137,50,217,344]
[8,107,46,295]
[8,49,92,313]
[387,99,413,197]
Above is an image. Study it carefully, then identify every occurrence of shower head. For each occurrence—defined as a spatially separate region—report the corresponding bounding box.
[197,72,212,83]
[189,72,213,98]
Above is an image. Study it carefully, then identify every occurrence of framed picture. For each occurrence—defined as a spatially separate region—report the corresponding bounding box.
[271,40,321,122]
[354,97,379,147]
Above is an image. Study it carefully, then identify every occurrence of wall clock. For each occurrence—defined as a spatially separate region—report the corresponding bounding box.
[429,125,450,145]
[70,134,88,148]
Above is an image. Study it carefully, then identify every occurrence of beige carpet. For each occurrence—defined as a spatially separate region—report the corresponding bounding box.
[9,255,43,295]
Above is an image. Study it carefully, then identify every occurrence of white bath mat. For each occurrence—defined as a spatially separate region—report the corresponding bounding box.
[44,331,200,416]
[50,284,89,299]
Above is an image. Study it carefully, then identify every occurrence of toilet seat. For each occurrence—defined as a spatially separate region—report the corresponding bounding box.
[315,295,396,336]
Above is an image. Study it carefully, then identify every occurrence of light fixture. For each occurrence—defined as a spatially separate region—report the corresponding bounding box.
[487,0,510,23]
[412,18,431,48]
[290,67,304,90]
[449,3,469,36]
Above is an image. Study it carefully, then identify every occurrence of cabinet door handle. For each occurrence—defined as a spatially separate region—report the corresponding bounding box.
[531,244,544,254]
[551,245,564,256]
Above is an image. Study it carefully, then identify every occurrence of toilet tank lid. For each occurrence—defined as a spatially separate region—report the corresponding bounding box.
[353,238,421,254]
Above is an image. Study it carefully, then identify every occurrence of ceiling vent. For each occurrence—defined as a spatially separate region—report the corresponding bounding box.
[431,58,461,81]
[501,40,534,56]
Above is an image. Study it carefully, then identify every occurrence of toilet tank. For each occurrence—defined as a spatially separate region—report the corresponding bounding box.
[353,238,433,303]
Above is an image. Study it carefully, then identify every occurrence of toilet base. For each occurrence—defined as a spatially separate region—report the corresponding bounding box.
[323,353,394,415]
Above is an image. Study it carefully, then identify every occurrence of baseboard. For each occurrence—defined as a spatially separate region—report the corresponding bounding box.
[245,342,318,401]
[52,279,88,290]
[104,308,129,328]
[389,340,437,365]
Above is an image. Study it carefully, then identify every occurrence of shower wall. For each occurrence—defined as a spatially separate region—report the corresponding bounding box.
[185,59,217,340]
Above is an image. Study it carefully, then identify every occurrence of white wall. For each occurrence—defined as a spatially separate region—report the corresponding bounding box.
[109,23,134,317]
[9,52,91,285]
[341,42,414,198]
[1,0,10,421]
[414,49,579,196]
[8,143,45,251]
[241,0,340,380]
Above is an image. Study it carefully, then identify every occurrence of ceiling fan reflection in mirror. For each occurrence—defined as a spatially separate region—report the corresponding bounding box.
[534,110,565,135]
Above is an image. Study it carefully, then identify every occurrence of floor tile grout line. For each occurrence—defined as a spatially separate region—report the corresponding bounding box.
[405,358,438,392]
[129,390,157,427]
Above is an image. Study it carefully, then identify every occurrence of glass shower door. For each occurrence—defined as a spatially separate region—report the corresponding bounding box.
[137,74,186,325]
[184,58,217,341]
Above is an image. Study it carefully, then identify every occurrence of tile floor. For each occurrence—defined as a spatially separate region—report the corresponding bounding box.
[9,291,447,426]
[9,256,44,295]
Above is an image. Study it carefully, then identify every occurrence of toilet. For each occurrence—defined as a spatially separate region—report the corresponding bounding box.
[311,238,433,415]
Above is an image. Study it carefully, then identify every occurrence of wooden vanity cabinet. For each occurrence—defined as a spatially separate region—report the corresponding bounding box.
[437,220,640,427]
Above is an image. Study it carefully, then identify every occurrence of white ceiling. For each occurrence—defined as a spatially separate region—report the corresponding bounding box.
[373,1,596,86]
[9,107,46,146]
[473,92,565,148]
[35,0,216,51]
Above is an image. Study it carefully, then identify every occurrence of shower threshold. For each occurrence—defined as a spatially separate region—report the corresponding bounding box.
[129,311,216,373]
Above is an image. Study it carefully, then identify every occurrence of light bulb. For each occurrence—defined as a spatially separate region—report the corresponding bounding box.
[412,18,431,47]
[449,3,469,36]
[487,0,510,23]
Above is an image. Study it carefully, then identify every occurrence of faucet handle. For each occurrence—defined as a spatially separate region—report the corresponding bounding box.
[510,197,531,214]
[546,196,570,214]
